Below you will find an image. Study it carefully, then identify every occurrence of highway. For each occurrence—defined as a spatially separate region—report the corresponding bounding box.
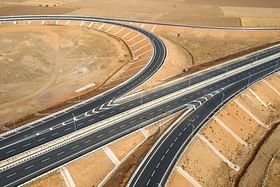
[128,62,280,186]
[1,49,279,186]
[1,43,280,161]
[1,15,280,187]
[0,15,166,156]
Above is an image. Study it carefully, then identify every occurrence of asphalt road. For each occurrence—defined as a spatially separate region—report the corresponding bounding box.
[0,15,166,155]
[1,53,279,186]
[1,40,280,161]
[128,64,280,186]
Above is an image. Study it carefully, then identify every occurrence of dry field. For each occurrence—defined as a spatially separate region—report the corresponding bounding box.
[1,0,280,26]
[167,73,280,187]
[0,24,130,128]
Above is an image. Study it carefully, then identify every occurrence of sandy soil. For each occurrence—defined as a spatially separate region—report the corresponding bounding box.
[239,122,280,187]
[25,171,66,187]
[168,73,280,187]
[103,113,182,187]
[264,150,280,187]
[167,170,193,187]
[1,0,280,27]
[0,24,131,129]
[109,132,145,160]
[66,150,115,187]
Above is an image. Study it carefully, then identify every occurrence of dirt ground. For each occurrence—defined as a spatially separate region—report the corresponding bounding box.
[25,170,66,187]
[0,24,131,129]
[1,0,280,27]
[168,73,280,187]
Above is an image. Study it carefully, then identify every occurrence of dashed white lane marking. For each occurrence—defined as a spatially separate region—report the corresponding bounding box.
[22,143,31,147]
[6,173,16,178]
[214,116,249,147]
[141,128,150,139]
[103,146,120,165]
[198,134,240,171]
[60,167,76,187]
[57,151,65,156]
[234,100,269,128]
[71,145,79,150]
[55,20,59,25]
[41,158,50,163]
[248,88,268,108]
[263,79,280,97]
[6,149,16,154]
[151,25,156,33]
[176,166,202,187]
[25,165,34,170]
[79,21,84,27]
[41,20,45,24]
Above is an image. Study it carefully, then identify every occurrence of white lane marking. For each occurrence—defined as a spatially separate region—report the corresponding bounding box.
[38,137,46,142]
[57,151,65,156]
[84,139,92,144]
[51,132,59,136]
[25,165,34,170]
[64,127,72,132]
[140,24,145,28]
[41,158,50,163]
[176,166,202,187]
[23,143,31,147]
[71,145,79,150]
[214,117,249,147]
[97,134,104,138]
[6,149,16,154]
[103,146,120,165]
[120,124,126,128]
[198,134,240,171]
[80,21,84,26]
[234,100,268,128]
[6,173,16,178]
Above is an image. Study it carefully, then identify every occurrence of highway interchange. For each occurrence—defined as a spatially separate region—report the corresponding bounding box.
[0,15,280,187]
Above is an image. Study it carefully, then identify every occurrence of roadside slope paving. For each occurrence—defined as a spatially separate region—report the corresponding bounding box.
[167,73,280,187]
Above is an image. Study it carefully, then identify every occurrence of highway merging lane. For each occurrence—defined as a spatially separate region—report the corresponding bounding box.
[1,48,280,186]
[1,44,280,162]
[128,62,280,186]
